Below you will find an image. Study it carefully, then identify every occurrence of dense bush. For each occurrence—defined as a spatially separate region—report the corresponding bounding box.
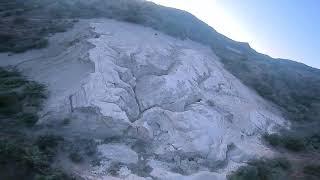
[0,67,46,127]
[303,164,320,178]
[66,139,98,163]
[264,132,320,153]
[0,139,48,180]
[0,135,73,179]
[0,67,74,180]
[263,134,306,152]
[228,158,291,180]
[35,134,63,158]
[34,170,74,180]
[13,17,28,24]
[0,136,75,180]
[68,152,83,163]
[283,137,306,152]
[307,134,320,151]
[0,0,72,53]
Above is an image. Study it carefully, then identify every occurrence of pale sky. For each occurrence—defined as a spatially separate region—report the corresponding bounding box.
[148,0,320,68]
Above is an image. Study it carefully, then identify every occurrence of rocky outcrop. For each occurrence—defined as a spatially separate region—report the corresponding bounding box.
[77,19,286,179]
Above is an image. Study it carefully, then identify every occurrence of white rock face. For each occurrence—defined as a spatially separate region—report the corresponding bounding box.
[0,19,287,179]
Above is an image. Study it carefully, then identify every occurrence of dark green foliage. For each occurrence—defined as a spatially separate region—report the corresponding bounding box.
[61,118,71,126]
[228,165,258,180]
[0,139,48,180]
[263,134,282,147]
[264,132,320,153]
[23,81,48,108]
[83,139,97,156]
[1,76,27,89]
[121,3,144,23]
[9,38,49,53]
[34,170,74,180]
[69,152,83,163]
[66,139,98,163]
[0,30,49,53]
[264,134,306,152]
[0,67,73,180]
[19,112,39,127]
[283,137,305,152]
[13,16,28,24]
[0,135,73,180]
[307,134,320,151]
[35,134,63,159]
[228,158,291,180]
[0,67,46,127]
[0,92,21,115]
[219,53,320,124]
[0,0,72,53]
[303,164,320,178]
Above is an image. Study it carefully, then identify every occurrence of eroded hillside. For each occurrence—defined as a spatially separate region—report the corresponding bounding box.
[1,0,319,180]
[1,18,288,180]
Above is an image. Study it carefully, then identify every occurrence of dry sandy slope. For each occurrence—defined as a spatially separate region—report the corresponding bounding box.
[0,19,288,180]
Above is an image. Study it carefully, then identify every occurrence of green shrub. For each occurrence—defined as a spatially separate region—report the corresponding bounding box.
[69,152,83,163]
[12,38,49,53]
[0,33,14,43]
[35,134,63,158]
[264,133,306,152]
[23,81,47,108]
[263,134,282,147]
[228,158,291,180]
[34,170,74,180]
[307,134,320,151]
[0,67,73,179]
[228,165,258,180]
[19,113,39,127]
[0,139,49,180]
[122,7,144,23]
[282,137,305,152]
[61,118,71,126]
[34,38,49,49]
[1,77,27,89]
[0,136,70,180]
[13,17,28,24]
[0,92,21,115]
[303,164,320,177]
[0,68,46,126]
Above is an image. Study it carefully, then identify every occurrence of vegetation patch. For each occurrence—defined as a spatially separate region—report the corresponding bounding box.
[227,158,291,180]
[0,137,75,180]
[0,0,73,53]
[0,67,74,180]
[303,164,320,178]
[0,67,47,129]
[263,134,306,152]
[64,138,98,164]
[68,152,83,163]
[264,132,320,153]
